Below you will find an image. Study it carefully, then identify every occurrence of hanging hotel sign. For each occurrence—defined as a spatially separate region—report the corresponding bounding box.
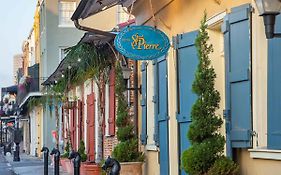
[114,26,170,60]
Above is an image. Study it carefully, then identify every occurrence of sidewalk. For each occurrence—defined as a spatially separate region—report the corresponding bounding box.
[4,152,70,175]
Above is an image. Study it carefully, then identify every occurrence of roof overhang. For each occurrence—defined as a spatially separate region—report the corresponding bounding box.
[72,0,135,20]
[42,32,115,86]
[19,92,43,109]
[1,115,16,124]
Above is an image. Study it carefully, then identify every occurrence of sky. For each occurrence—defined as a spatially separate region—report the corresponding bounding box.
[0,1,37,89]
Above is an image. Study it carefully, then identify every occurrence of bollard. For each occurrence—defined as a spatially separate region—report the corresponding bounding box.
[41,147,49,175]
[50,148,60,175]
[102,156,121,175]
[69,151,81,175]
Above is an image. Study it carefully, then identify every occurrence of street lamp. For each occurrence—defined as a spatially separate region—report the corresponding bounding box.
[255,0,281,39]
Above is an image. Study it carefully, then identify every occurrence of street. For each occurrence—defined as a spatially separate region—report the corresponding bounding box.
[0,147,69,175]
[0,151,15,175]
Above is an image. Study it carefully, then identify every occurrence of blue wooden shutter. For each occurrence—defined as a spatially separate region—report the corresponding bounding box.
[268,15,281,149]
[153,60,159,146]
[223,4,252,148]
[222,15,232,157]
[140,62,148,145]
[175,31,198,175]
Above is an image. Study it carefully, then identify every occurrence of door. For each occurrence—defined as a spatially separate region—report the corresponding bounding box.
[175,31,198,175]
[154,57,169,175]
[87,93,95,161]
[77,100,83,145]
[108,67,116,136]
[70,106,77,150]
[37,108,42,157]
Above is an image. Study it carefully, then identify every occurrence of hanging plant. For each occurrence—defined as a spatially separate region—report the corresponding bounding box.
[49,43,113,94]
[18,76,33,92]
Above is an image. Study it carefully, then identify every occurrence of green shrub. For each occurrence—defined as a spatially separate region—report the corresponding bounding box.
[112,139,144,162]
[116,125,134,142]
[112,63,144,162]
[78,140,87,162]
[181,12,239,175]
[61,141,70,158]
[182,136,224,174]
[208,157,239,175]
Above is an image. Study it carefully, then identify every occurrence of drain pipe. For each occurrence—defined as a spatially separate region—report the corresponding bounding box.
[73,20,116,37]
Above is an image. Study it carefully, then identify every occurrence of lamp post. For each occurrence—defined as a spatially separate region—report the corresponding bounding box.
[255,0,281,39]
[13,109,21,161]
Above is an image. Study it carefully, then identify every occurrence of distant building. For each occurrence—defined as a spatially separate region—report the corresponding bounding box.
[13,54,23,84]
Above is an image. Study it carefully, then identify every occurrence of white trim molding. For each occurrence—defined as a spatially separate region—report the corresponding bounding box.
[145,144,158,151]
[249,149,281,160]
[206,11,226,29]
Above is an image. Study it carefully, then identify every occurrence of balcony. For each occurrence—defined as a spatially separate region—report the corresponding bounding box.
[17,64,40,105]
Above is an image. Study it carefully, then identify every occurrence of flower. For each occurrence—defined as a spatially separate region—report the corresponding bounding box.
[18,76,33,92]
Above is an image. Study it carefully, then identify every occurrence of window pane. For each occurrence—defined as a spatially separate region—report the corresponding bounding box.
[59,1,76,26]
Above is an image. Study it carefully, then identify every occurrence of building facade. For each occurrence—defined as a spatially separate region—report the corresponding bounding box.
[38,0,84,151]
[71,0,281,174]
[13,54,23,85]
[132,0,281,175]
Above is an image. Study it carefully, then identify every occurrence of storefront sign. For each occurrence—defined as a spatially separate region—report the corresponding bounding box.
[114,26,170,60]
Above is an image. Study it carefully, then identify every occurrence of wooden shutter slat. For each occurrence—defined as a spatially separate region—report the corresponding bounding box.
[109,67,116,136]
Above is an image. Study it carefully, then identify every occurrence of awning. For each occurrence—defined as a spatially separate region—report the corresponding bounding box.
[1,116,16,123]
[71,0,135,20]
[19,92,43,109]
[42,32,115,86]
[1,85,17,95]
[80,32,116,45]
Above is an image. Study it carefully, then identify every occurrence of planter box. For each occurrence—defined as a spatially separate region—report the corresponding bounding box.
[120,162,143,175]
[60,158,73,174]
[81,163,101,175]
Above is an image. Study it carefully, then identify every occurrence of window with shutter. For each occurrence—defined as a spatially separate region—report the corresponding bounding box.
[87,93,95,161]
[223,4,252,148]
[78,100,83,144]
[268,14,281,150]
[109,67,116,136]
[140,62,148,145]
[175,31,198,175]
[70,107,77,150]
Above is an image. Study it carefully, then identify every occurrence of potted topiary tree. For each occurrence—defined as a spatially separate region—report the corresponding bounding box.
[79,140,101,175]
[112,63,144,175]
[181,12,239,175]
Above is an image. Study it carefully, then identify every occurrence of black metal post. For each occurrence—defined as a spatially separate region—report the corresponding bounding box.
[50,148,60,175]
[41,147,49,175]
[69,151,81,175]
[0,120,2,147]
[13,116,20,162]
[5,126,7,143]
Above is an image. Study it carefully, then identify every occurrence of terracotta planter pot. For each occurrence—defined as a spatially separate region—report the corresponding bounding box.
[120,162,143,175]
[80,162,101,175]
[60,158,73,174]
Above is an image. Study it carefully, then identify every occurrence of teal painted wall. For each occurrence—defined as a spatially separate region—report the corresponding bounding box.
[39,0,84,149]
